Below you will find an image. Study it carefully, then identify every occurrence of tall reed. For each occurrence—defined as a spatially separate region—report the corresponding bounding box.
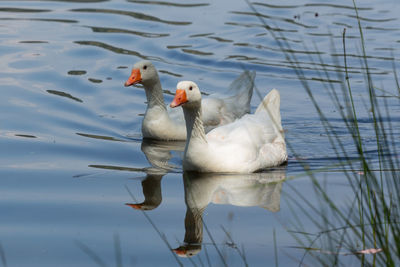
[247,0,400,265]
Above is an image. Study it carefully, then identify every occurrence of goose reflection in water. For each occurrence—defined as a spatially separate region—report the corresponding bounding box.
[173,168,286,257]
[126,139,184,210]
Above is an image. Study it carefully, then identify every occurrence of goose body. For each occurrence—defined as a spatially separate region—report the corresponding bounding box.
[124,60,255,140]
[170,81,287,173]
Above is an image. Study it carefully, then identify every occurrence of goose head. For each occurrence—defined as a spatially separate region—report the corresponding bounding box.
[125,203,157,211]
[172,244,202,258]
[170,81,202,109]
[124,60,159,87]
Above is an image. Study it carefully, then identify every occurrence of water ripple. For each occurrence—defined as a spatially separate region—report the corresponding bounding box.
[181,48,213,56]
[70,8,192,25]
[0,7,51,13]
[84,25,169,38]
[253,2,373,11]
[74,40,148,58]
[46,90,83,103]
[230,11,319,29]
[127,0,210,8]
[0,17,78,23]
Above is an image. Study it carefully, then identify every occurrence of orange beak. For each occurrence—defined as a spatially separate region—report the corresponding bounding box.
[172,247,187,256]
[124,68,141,87]
[170,89,187,108]
[125,203,142,210]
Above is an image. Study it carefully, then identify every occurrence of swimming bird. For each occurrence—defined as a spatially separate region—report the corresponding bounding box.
[124,60,255,140]
[170,81,287,173]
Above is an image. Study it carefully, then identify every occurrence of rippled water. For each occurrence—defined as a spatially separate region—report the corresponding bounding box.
[0,0,399,266]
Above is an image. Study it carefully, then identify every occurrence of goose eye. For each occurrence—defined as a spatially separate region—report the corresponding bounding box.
[189,86,193,91]
[143,65,147,70]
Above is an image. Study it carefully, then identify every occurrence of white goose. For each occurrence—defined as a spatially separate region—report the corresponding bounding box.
[170,81,287,173]
[124,60,255,140]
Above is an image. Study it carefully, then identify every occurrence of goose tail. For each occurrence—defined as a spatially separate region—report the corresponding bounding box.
[224,70,255,117]
[256,89,284,138]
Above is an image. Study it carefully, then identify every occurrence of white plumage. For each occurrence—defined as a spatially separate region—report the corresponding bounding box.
[170,81,287,173]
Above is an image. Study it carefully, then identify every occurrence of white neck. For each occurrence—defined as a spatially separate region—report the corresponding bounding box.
[143,79,166,110]
[183,103,207,146]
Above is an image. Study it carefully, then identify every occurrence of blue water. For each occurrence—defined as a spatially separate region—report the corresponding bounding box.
[0,0,399,266]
